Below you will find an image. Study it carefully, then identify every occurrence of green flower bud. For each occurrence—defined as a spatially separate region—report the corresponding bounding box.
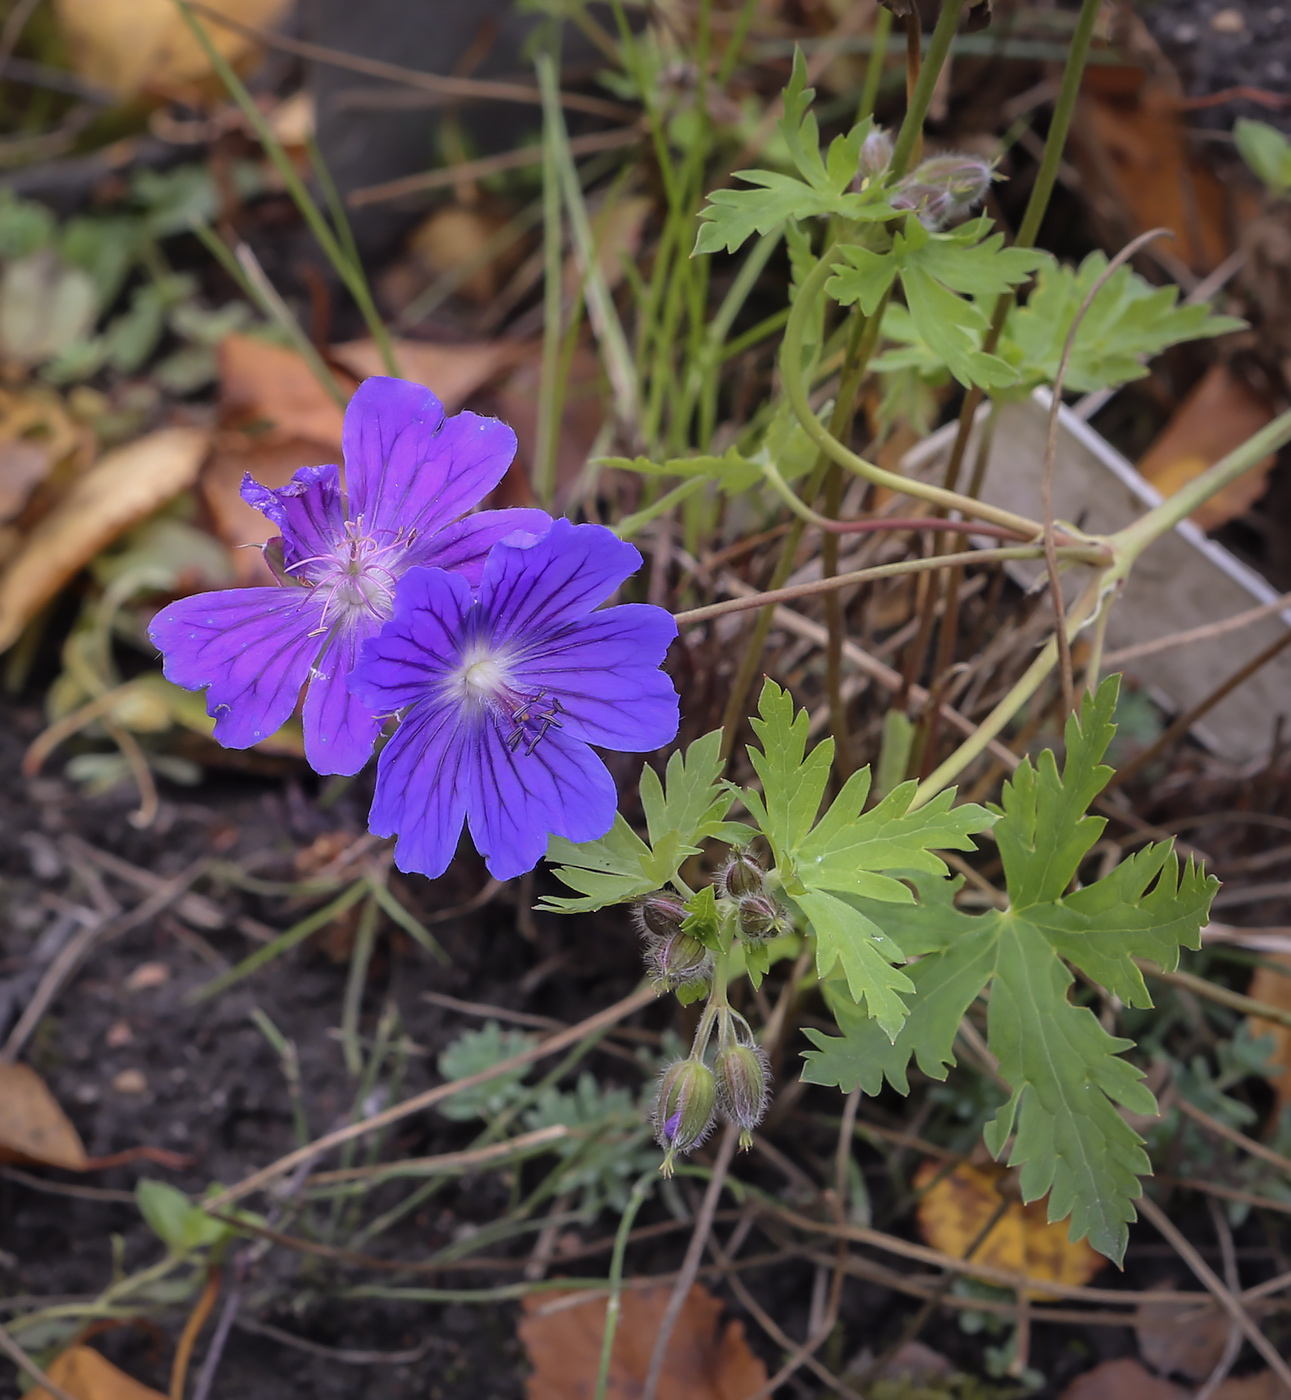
[654,1059,717,1172]
[717,851,766,900]
[737,894,784,943]
[646,931,712,992]
[633,892,687,942]
[715,1043,770,1149]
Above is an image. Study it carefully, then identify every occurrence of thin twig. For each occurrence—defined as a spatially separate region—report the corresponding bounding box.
[642,1124,739,1400]
[171,1269,221,1400]
[1195,1198,1243,1400]
[203,986,656,1210]
[1174,1095,1291,1177]
[0,0,42,69]
[1041,226,1175,716]
[1103,591,1291,666]
[1137,1194,1291,1389]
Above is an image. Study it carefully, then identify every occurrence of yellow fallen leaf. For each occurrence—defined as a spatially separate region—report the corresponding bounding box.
[28,1345,166,1400]
[54,0,293,102]
[1247,952,1291,1114]
[914,1160,1105,1296]
[0,425,210,651]
[0,1062,88,1170]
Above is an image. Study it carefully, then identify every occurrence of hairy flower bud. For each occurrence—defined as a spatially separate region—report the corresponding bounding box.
[852,126,893,188]
[717,851,766,901]
[633,892,688,942]
[737,894,784,943]
[654,1059,717,1171]
[714,1043,770,1148]
[892,153,994,230]
[647,931,713,992]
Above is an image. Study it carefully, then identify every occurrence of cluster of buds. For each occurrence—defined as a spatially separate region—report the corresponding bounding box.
[716,852,786,944]
[634,892,712,995]
[890,153,995,231]
[653,1010,772,1173]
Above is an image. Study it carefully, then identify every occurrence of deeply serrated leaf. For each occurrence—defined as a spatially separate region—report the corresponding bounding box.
[795,888,913,1038]
[540,816,659,913]
[639,730,734,849]
[746,678,832,866]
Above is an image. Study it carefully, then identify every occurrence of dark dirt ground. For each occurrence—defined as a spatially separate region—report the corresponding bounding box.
[4,689,1291,1400]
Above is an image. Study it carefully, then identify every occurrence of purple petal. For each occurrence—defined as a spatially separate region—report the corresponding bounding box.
[149,588,322,749]
[342,377,517,538]
[512,604,679,752]
[348,566,474,714]
[301,625,383,776]
[464,721,617,880]
[368,696,471,880]
[408,508,552,587]
[240,464,344,570]
[481,519,644,645]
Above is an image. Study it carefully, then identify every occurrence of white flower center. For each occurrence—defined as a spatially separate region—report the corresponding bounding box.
[448,644,564,754]
[460,655,507,700]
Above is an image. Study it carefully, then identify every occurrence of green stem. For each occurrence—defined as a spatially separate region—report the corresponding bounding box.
[856,9,893,122]
[781,253,1048,537]
[1113,409,1291,567]
[888,0,966,178]
[173,0,398,376]
[595,1174,657,1400]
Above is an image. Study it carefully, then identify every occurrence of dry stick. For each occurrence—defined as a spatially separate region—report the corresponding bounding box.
[170,1268,221,1400]
[349,126,642,207]
[1174,1095,1291,1178]
[1107,628,1291,790]
[1042,227,1176,716]
[0,1318,79,1400]
[1103,590,1291,666]
[1142,963,1291,1036]
[641,1124,739,1400]
[0,862,208,1062]
[185,1,633,120]
[1137,1194,1291,1390]
[203,986,656,1212]
[1195,1198,1244,1400]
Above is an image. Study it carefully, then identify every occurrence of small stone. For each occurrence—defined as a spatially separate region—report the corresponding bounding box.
[125,961,169,991]
[72,1083,100,1105]
[1175,20,1198,40]
[1210,7,1246,31]
[112,1068,148,1095]
[105,1020,133,1048]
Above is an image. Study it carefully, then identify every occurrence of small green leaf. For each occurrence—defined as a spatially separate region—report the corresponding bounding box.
[795,888,913,1039]
[1235,119,1291,197]
[541,815,660,913]
[437,1022,537,1122]
[137,1180,228,1254]
[682,884,722,950]
[744,678,832,867]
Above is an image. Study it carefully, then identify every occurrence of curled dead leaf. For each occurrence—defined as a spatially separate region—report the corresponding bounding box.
[27,1345,167,1400]
[0,1062,88,1170]
[0,426,210,651]
[518,1283,766,1400]
[913,1160,1105,1296]
[54,0,293,102]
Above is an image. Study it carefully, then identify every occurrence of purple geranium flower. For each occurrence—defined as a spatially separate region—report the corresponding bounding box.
[347,517,679,880]
[149,378,548,776]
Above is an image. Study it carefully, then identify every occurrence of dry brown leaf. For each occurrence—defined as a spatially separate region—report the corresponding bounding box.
[218,335,350,450]
[333,339,529,413]
[1136,1293,1230,1380]
[1137,364,1276,531]
[398,206,521,305]
[28,1345,166,1400]
[54,0,293,102]
[518,1283,767,1400]
[1072,70,1235,276]
[913,1161,1105,1296]
[495,343,603,507]
[0,425,209,651]
[1247,952,1291,1114]
[1058,1358,1189,1400]
[0,1062,88,1170]
[0,387,88,524]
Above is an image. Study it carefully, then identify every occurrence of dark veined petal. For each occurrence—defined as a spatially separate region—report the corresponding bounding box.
[300,624,384,776]
[342,377,517,538]
[408,507,552,585]
[481,518,644,645]
[511,604,678,752]
[239,464,344,571]
[368,695,472,880]
[348,566,473,715]
[464,720,618,880]
[149,588,322,749]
